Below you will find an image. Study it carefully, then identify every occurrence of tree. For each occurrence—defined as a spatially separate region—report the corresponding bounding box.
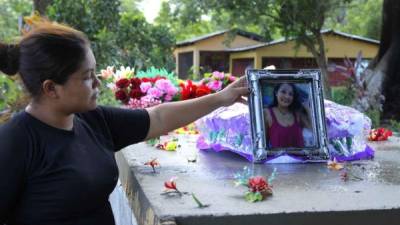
[46,0,175,71]
[0,0,32,42]
[33,0,52,15]
[326,0,383,40]
[165,0,353,99]
[377,0,400,119]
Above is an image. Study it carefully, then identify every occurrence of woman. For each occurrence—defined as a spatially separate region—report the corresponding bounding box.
[0,21,248,225]
[263,82,311,148]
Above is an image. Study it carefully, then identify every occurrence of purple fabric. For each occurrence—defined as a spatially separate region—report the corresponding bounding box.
[195,101,375,163]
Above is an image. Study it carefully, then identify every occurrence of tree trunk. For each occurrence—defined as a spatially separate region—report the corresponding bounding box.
[379,0,400,119]
[33,0,53,15]
[302,33,332,99]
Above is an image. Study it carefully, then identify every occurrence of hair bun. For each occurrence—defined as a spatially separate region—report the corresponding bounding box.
[0,43,20,76]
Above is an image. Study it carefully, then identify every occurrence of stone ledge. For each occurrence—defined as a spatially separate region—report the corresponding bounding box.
[116,138,400,225]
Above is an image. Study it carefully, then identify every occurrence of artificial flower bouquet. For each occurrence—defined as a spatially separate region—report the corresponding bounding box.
[99,67,237,109]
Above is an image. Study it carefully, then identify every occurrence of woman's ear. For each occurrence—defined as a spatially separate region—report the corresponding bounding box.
[42,80,59,98]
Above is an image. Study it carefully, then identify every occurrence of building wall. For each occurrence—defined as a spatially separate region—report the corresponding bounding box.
[173,34,263,77]
[228,33,379,79]
[243,34,378,59]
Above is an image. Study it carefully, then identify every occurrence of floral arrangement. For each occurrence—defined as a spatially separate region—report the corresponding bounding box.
[174,123,199,135]
[156,138,180,151]
[201,71,237,92]
[99,66,237,109]
[368,128,393,141]
[234,167,277,202]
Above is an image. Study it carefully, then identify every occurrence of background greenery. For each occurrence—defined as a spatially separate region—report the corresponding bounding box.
[0,0,394,128]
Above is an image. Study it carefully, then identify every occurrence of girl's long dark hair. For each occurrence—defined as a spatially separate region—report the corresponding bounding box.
[270,82,302,112]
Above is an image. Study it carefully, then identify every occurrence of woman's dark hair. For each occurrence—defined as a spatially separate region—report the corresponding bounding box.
[0,21,89,97]
[270,82,301,112]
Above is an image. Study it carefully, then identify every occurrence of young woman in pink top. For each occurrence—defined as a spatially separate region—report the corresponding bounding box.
[263,83,311,148]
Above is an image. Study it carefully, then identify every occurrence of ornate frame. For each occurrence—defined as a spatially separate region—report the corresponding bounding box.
[246,69,329,162]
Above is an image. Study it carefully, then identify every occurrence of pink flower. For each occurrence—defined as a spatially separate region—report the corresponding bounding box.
[212,71,225,79]
[147,87,163,98]
[155,79,171,91]
[164,95,173,101]
[166,86,178,96]
[207,80,223,91]
[100,66,114,79]
[229,75,237,82]
[140,82,152,93]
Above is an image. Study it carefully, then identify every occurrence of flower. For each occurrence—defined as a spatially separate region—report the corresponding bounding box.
[248,176,269,193]
[327,158,344,171]
[130,77,142,89]
[368,128,393,141]
[129,88,143,99]
[196,84,212,97]
[234,167,276,202]
[115,66,134,81]
[147,87,163,98]
[179,80,197,100]
[144,158,160,173]
[100,66,114,80]
[165,141,178,151]
[116,78,130,89]
[115,90,128,101]
[206,80,222,92]
[212,71,225,79]
[164,177,179,192]
[156,139,179,151]
[140,82,152,93]
[200,71,236,93]
[246,176,273,201]
[228,75,237,82]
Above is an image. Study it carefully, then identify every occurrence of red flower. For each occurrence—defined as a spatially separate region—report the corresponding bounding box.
[164,177,178,191]
[195,84,211,97]
[144,158,160,173]
[248,176,269,193]
[180,80,197,100]
[129,88,143,99]
[142,76,166,83]
[368,128,393,141]
[116,78,130,88]
[115,90,128,101]
[130,78,142,89]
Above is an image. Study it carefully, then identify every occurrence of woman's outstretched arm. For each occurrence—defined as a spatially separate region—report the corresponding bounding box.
[145,77,248,140]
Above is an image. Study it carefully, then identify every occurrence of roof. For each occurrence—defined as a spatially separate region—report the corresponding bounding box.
[175,29,266,47]
[228,29,380,52]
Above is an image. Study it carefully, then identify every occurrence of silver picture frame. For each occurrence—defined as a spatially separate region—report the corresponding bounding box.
[246,69,329,162]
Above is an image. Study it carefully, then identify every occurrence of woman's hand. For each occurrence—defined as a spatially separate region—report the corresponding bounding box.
[215,76,249,107]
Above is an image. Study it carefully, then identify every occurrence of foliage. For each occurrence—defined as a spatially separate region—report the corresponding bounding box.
[136,67,179,85]
[0,0,32,42]
[365,109,381,128]
[389,119,400,134]
[154,1,278,42]
[331,86,354,106]
[97,83,119,107]
[167,0,354,99]
[0,74,23,112]
[326,0,383,40]
[47,0,175,71]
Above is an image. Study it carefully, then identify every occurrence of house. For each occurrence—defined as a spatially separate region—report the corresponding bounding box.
[173,29,379,86]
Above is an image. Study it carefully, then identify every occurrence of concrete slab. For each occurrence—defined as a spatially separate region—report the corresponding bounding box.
[116,137,400,225]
